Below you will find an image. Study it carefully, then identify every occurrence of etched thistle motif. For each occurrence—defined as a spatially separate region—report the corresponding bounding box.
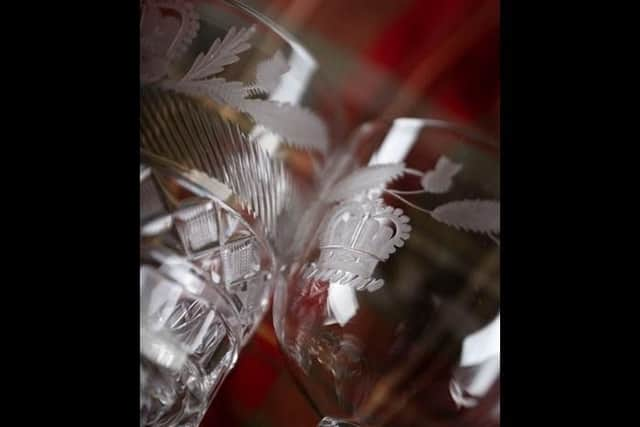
[420,156,462,193]
[140,0,329,153]
[140,0,200,83]
[306,156,500,292]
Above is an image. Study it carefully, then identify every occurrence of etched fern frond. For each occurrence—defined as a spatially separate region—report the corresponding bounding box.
[181,25,255,81]
[431,200,500,234]
[241,99,329,154]
[162,78,247,107]
[421,156,463,194]
[245,50,289,97]
[326,163,406,202]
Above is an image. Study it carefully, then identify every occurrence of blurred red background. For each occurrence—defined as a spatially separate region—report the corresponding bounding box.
[203,0,499,425]
[246,0,500,137]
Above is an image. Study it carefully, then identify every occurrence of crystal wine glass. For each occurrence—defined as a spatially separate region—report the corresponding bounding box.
[273,118,500,427]
[140,160,278,426]
[140,0,346,425]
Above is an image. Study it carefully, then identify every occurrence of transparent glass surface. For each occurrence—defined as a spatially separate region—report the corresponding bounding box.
[273,119,500,427]
[140,1,347,425]
[141,243,240,427]
[141,0,347,262]
[141,161,276,426]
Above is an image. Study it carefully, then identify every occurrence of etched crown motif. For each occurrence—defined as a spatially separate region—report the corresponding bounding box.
[320,198,411,261]
[305,198,411,292]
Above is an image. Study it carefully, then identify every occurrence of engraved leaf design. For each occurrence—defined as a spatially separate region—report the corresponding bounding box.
[148,24,330,155]
[327,163,406,202]
[421,156,463,194]
[246,50,289,96]
[181,25,255,81]
[241,99,329,154]
[162,78,247,106]
[431,200,500,234]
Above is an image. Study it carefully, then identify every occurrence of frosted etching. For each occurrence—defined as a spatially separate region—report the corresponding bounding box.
[140,0,329,153]
[305,156,500,291]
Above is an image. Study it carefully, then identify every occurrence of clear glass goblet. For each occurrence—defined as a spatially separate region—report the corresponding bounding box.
[273,118,500,427]
[141,0,347,267]
[140,0,346,425]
